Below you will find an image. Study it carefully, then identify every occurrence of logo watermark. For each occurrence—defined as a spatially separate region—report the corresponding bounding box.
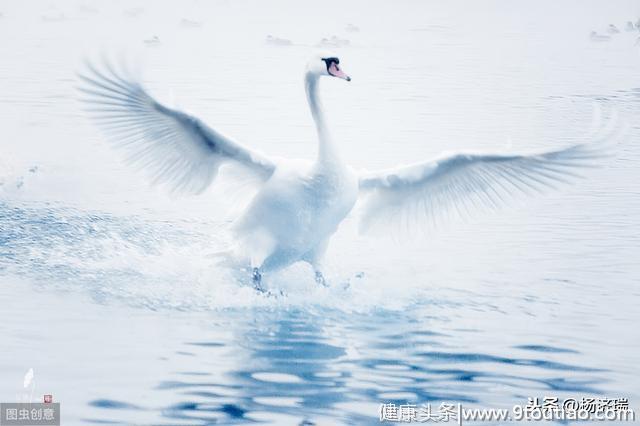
[379,397,635,423]
[0,403,60,426]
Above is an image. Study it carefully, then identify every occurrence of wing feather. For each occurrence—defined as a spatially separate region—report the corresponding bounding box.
[358,141,609,234]
[78,59,275,195]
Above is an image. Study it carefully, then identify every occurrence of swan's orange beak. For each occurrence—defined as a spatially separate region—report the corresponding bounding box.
[328,62,351,81]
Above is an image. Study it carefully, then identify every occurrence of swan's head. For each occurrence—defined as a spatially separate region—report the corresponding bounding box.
[307,54,351,81]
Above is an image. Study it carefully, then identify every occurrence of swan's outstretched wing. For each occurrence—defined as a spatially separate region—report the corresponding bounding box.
[78,61,275,194]
[358,142,606,234]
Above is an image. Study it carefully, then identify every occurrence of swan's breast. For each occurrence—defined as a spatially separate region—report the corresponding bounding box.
[235,162,357,250]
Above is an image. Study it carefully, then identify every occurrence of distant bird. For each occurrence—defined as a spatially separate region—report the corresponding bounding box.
[78,55,606,289]
[265,35,293,46]
[590,31,611,42]
[180,18,202,28]
[123,7,143,18]
[41,12,65,22]
[78,4,99,14]
[143,35,160,46]
[607,24,620,34]
[345,23,360,33]
[317,36,350,48]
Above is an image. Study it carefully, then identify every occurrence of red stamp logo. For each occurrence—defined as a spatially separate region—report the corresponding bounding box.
[44,394,53,403]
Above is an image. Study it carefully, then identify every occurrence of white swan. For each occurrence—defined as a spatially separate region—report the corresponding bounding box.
[78,54,604,289]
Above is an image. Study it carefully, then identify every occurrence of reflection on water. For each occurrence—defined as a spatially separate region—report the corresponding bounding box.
[79,308,608,424]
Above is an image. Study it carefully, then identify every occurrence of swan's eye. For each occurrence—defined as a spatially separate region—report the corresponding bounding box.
[321,57,341,72]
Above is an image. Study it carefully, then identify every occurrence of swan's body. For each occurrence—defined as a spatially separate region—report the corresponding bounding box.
[234,157,357,276]
[79,54,604,288]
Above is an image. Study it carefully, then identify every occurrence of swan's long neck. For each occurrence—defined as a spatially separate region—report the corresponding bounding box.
[305,72,340,165]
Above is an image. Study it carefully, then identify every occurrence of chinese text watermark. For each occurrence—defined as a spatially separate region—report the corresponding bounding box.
[379,397,635,423]
[0,403,60,426]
